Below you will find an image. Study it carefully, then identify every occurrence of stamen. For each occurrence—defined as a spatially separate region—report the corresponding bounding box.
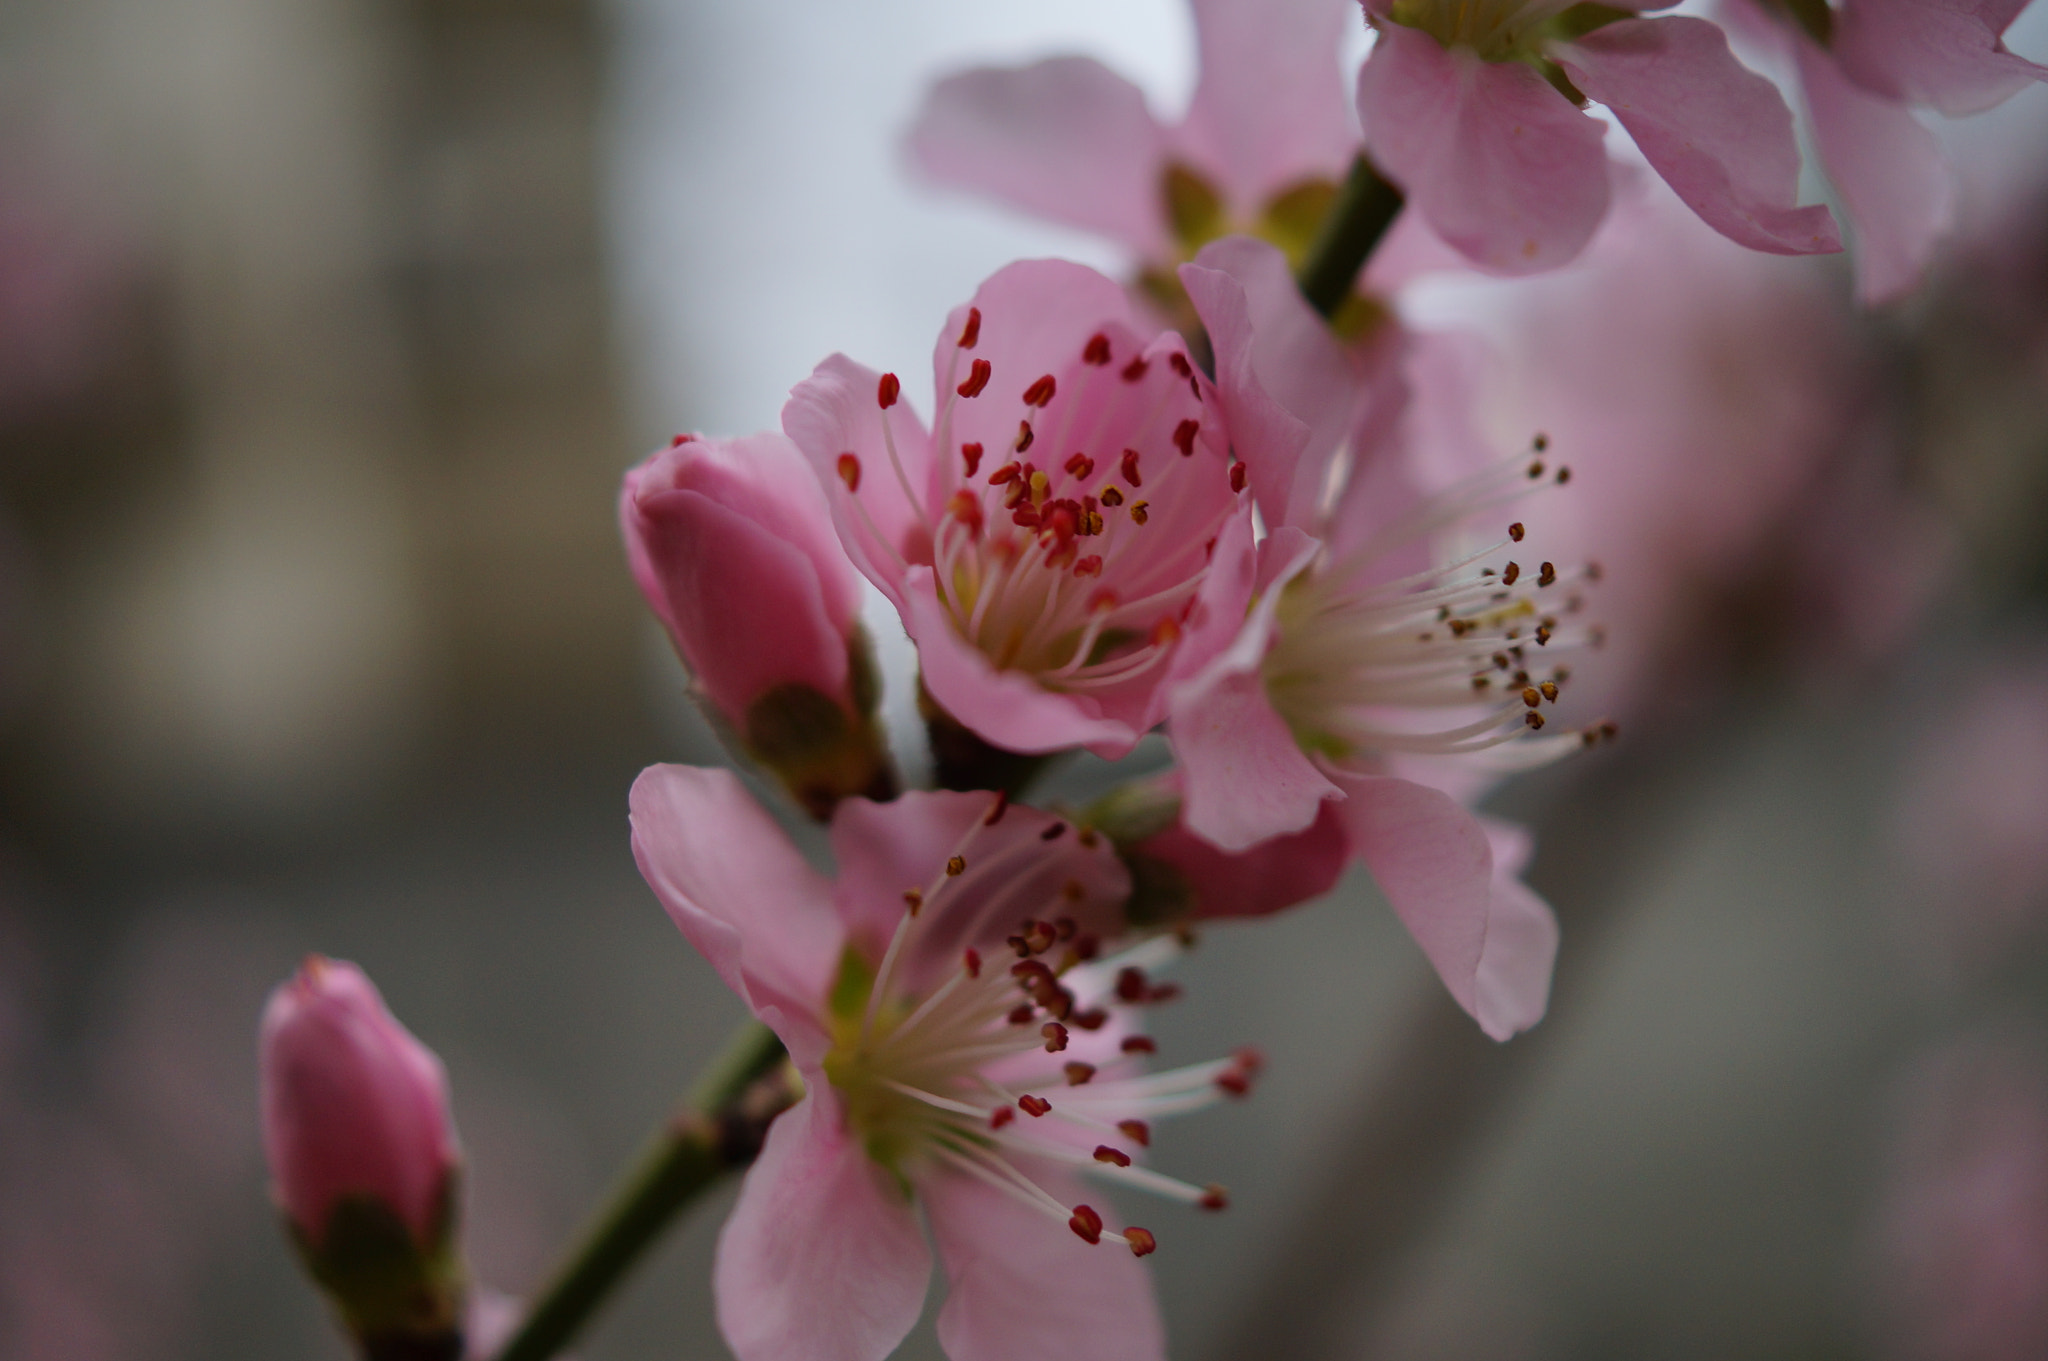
[837,453,861,491]
[1069,1204,1104,1245]
[878,373,901,408]
[1118,1119,1151,1147]
[1093,1145,1132,1167]
[957,359,992,399]
[1022,375,1057,408]
[1019,1094,1052,1117]
[961,442,983,477]
[957,307,982,349]
[1041,1022,1069,1052]
[1121,1036,1156,1055]
[1065,1062,1097,1085]
[1124,1227,1157,1257]
[1083,333,1112,366]
[1173,420,1199,457]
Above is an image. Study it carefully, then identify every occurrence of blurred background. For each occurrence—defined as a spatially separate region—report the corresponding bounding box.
[1,1,2046,1358]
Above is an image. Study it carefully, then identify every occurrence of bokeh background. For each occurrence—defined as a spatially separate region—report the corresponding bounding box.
[3,1,2047,1358]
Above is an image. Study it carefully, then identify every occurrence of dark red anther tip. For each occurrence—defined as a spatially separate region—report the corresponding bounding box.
[1124,1227,1157,1257]
[1173,419,1199,457]
[962,948,981,979]
[1039,821,1066,842]
[1115,967,1147,1002]
[1022,374,1057,408]
[1199,1185,1229,1211]
[1014,421,1035,453]
[989,1104,1015,1129]
[1068,1204,1103,1244]
[669,432,696,446]
[836,453,861,492]
[1229,462,1246,493]
[1008,1004,1036,1025]
[957,306,982,349]
[1168,352,1192,378]
[1121,1035,1157,1055]
[1509,521,1525,542]
[1072,1006,1108,1030]
[961,442,984,477]
[1083,332,1112,366]
[1042,1021,1069,1053]
[1119,449,1142,487]
[1064,1061,1096,1085]
[1093,1145,1131,1168]
[957,357,992,399]
[878,373,901,409]
[1020,1094,1052,1118]
[1121,357,1149,382]
[983,790,1009,825]
[1117,1119,1151,1148]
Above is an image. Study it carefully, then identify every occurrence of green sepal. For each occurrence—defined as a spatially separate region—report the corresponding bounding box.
[740,628,897,821]
[1081,782,1197,927]
[1161,161,1228,252]
[1257,178,1341,269]
[1539,2,1636,43]
[287,1177,465,1360]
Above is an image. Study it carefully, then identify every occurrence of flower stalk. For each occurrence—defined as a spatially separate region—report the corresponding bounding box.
[1293,153,1404,320]
[490,1022,793,1361]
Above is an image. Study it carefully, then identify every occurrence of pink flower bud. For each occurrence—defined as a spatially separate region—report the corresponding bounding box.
[259,956,459,1252]
[621,432,894,817]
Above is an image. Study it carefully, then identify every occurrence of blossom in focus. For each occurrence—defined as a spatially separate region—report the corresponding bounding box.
[906,0,1361,311]
[1168,236,1569,1038]
[621,431,893,816]
[259,956,465,1348]
[1734,0,2046,304]
[631,764,1256,1361]
[783,258,1256,759]
[1357,0,1842,272]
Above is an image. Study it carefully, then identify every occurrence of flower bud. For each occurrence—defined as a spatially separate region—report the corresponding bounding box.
[260,957,464,1359]
[621,432,895,818]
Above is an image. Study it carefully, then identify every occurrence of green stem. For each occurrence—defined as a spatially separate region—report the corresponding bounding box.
[490,1022,791,1361]
[1294,154,1405,320]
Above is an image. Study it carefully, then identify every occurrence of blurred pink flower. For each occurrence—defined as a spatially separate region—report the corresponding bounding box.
[631,764,1258,1361]
[1358,0,1841,273]
[783,259,1257,759]
[1872,1034,2048,1361]
[259,956,460,1251]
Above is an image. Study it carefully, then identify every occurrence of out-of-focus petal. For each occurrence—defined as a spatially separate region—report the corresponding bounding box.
[714,1094,930,1361]
[1557,17,1842,256]
[1834,0,2047,116]
[1358,24,1611,274]
[1795,39,1956,304]
[1472,818,1560,1039]
[1145,797,1351,919]
[906,59,1172,256]
[924,1161,1166,1361]
[629,765,839,1064]
[1176,0,1359,208]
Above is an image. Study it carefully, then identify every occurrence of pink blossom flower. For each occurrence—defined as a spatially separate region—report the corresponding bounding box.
[1734,0,2044,303]
[906,0,1360,276]
[1166,235,1569,1037]
[1357,0,1842,272]
[258,956,459,1253]
[783,259,1256,759]
[631,764,1256,1361]
[620,431,892,815]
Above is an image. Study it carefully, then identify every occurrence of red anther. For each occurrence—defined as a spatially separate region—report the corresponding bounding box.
[1216,1070,1251,1097]
[1070,935,1100,962]
[1042,1022,1070,1053]
[960,442,984,478]
[947,490,983,536]
[1019,1094,1053,1118]
[1146,982,1183,1004]
[957,357,992,399]
[1525,711,1547,730]
[1011,505,1041,529]
[1188,374,1202,400]
[988,462,1021,486]
[1121,1035,1157,1055]
[989,1104,1014,1129]
[1130,501,1150,526]
[957,306,982,349]
[1052,916,1076,941]
[1013,959,1057,986]
[1533,432,1549,452]
[1509,521,1526,542]
[1119,449,1143,487]
[1008,1004,1037,1025]
[946,855,966,877]
[1072,1006,1108,1031]
[1098,485,1125,508]
[1229,463,1247,493]
[1022,374,1057,408]
[836,453,862,492]
[1014,420,1034,453]
[1044,986,1076,1021]
[1173,419,1199,457]
[1233,1046,1265,1076]
[1039,822,1067,842]
[1024,920,1057,953]
[1083,332,1112,366]
[1168,352,1192,378]
[1121,357,1149,382]
[1501,562,1521,585]
[669,432,696,446]
[1064,452,1094,479]
[1528,459,1546,479]
[1068,1204,1103,1244]
[1078,828,1099,847]
[1124,1227,1157,1258]
[877,373,901,409]
[1115,967,1148,1002]
[902,887,924,915]
[1064,1062,1096,1085]
[1556,465,1572,484]
[1008,933,1032,958]
[1117,1119,1152,1148]
[962,948,981,979]
[983,790,1010,825]
[1538,562,1557,587]
[1093,1145,1132,1168]
[1521,687,1542,709]
[1042,500,1079,541]
[1148,615,1178,645]
[1199,1185,1230,1211]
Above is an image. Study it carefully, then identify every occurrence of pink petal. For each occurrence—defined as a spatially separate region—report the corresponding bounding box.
[1834,0,2047,116]
[1169,527,1343,851]
[1796,39,1956,303]
[1556,17,1841,256]
[905,59,1171,256]
[783,353,937,608]
[1175,0,1360,209]
[1180,236,1364,530]
[1329,771,1491,1022]
[1472,818,1561,1039]
[1143,796,1351,919]
[629,764,839,1065]
[714,1093,931,1361]
[827,789,1130,997]
[1358,24,1611,274]
[923,1161,1165,1361]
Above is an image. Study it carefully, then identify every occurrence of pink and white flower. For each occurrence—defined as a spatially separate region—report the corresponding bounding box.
[631,764,1253,1361]
[783,258,1256,759]
[1358,0,1843,272]
[1168,235,1572,1037]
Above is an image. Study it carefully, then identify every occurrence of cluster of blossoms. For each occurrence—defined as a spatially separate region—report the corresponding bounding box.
[254,0,2040,1358]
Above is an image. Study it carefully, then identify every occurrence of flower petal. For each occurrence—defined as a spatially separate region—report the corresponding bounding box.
[714,1093,931,1361]
[1176,0,1360,209]
[1796,39,1956,304]
[1358,24,1610,274]
[1141,795,1351,919]
[1472,818,1561,1039]
[1556,17,1841,256]
[629,764,839,1064]
[924,1160,1165,1361]
[1834,0,2047,116]
[905,58,1172,255]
